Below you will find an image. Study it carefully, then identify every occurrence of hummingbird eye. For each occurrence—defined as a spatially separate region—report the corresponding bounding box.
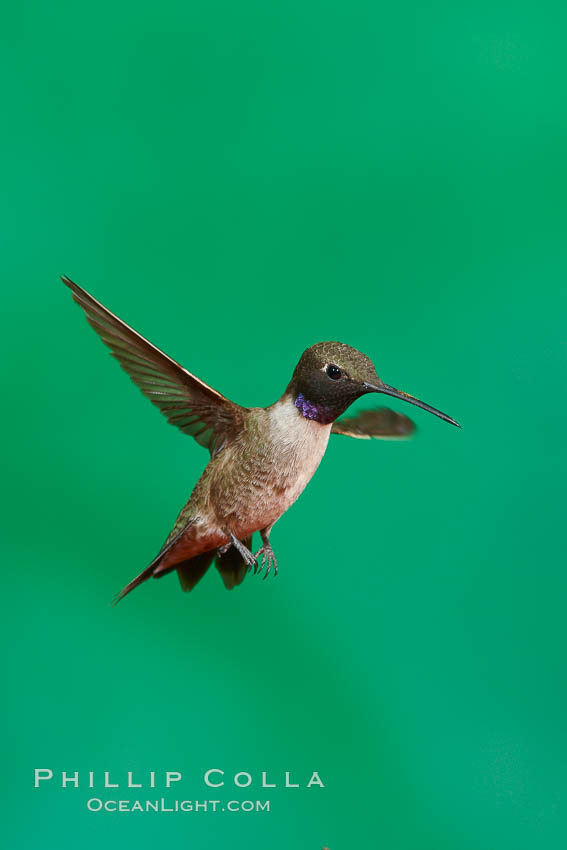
[326,364,342,380]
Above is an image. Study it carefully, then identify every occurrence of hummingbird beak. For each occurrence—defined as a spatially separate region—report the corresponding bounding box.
[363,382,460,428]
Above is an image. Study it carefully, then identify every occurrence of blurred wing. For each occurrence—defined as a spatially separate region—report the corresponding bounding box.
[331,408,415,440]
[62,276,246,456]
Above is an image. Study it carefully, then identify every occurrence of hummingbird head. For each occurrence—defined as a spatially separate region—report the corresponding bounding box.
[287,341,459,427]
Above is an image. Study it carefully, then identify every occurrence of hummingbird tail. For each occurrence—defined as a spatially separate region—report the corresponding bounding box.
[176,552,215,592]
[112,550,214,603]
[111,521,251,603]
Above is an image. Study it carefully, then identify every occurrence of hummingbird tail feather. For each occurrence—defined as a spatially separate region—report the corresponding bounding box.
[215,536,251,590]
[176,552,215,592]
[111,520,250,602]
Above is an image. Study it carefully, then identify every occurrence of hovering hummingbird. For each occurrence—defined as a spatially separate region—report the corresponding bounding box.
[62,276,459,603]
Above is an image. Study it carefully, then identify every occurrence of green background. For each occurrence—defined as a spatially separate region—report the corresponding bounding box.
[3,1,566,848]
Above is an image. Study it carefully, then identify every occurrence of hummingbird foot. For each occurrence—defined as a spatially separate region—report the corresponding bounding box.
[253,545,278,580]
[223,533,257,570]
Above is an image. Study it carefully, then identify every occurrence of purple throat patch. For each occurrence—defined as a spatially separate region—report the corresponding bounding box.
[294,393,333,424]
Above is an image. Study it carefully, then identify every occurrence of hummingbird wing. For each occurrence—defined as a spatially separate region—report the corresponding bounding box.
[62,276,246,456]
[331,408,415,439]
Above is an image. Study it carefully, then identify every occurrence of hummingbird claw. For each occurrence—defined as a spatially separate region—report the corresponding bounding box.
[228,533,257,571]
[253,545,278,580]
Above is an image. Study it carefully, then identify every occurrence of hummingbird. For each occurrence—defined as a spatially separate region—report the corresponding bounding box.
[62,276,459,603]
